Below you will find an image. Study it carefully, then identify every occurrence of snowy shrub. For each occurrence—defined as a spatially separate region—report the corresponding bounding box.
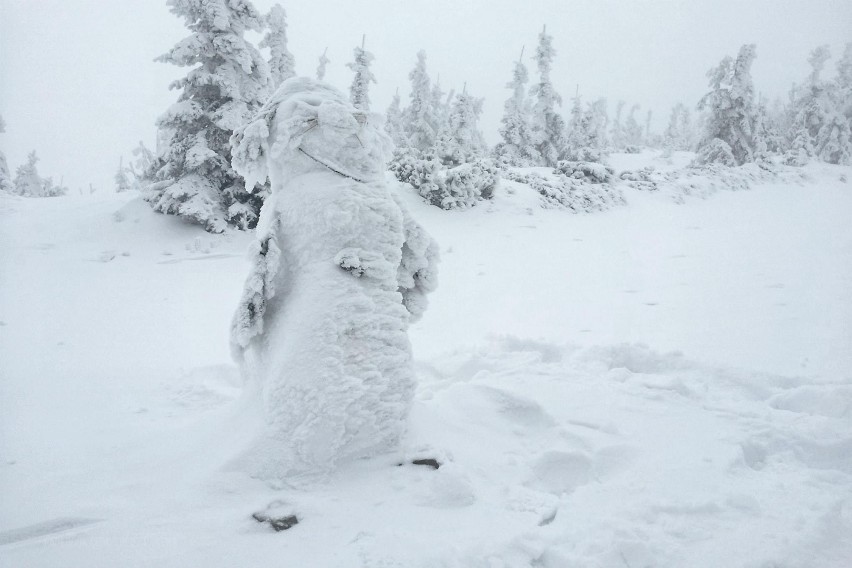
[694,138,737,167]
[503,169,624,213]
[554,161,614,183]
[390,148,498,210]
[623,145,642,154]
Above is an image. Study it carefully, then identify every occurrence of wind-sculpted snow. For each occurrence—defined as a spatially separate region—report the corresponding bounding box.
[229,78,438,479]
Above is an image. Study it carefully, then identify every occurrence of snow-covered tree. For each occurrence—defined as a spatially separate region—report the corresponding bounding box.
[316,47,329,81]
[13,151,44,197]
[610,101,626,150]
[0,115,11,193]
[12,151,66,197]
[695,44,759,166]
[643,110,654,147]
[493,47,541,166]
[784,45,847,164]
[115,157,132,192]
[347,36,376,111]
[384,89,408,148]
[431,78,453,138]
[144,0,270,232]
[585,98,610,153]
[260,3,295,89]
[624,104,643,147]
[663,103,693,152]
[435,88,487,166]
[405,50,437,151]
[530,26,567,166]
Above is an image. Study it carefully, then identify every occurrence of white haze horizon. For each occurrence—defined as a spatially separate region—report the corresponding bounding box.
[1,0,850,192]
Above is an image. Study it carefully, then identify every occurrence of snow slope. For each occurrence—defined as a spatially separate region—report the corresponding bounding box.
[1,155,851,567]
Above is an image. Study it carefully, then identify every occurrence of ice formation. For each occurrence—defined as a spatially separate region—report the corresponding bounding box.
[229,77,439,480]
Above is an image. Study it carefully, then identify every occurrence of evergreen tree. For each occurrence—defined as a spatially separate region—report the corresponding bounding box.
[144,0,270,232]
[316,47,329,81]
[565,92,587,154]
[435,88,487,166]
[384,89,408,148]
[347,36,376,111]
[644,110,654,147]
[610,100,626,150]
[493,47,541,166]
[786,45,838,164]
[624,104,643,147]
[405,50,437,152]
[115,157,132,192]
[530,26,567,166]
[695,44,759,166]
[0,115,11,193]
[663,103,693,151]
[260,3,295,89]
[12,151,63,197]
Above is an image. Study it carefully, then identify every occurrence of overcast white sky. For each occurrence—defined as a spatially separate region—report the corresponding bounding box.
[1,0,850,191]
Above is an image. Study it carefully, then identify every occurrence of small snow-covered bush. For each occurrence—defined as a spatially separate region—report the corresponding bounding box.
[390,148,498,210]
[694,137,737,167]
[503,170,624,212]
[554,161,614,184]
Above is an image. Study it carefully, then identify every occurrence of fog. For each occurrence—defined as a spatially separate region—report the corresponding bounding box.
[1,0,849,191]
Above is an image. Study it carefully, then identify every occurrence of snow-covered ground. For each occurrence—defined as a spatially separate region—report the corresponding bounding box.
[1,154,851,567]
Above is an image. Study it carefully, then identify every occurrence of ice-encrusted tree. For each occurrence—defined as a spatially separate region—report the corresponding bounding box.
[663,103,693,151]
[610,100,627,150]
[115,157,132,192]
[695,44,758,166]
[431,78,454,138]
[347,36,376,111]
[405,50,438,151]
[530,26,567,166]
[316,47,329,81]
[13,152,45,197]
[643,110,654,147]
[435,88,487,166]
[260,3,295,89]
[493,47,541,167]
[0,115,11,194]
[12,151,65,197]
[624,104,643,147]
[384,89,408,148]
[144,0,270,232]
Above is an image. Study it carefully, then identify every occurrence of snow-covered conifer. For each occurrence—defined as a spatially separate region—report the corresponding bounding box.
[260,4,295,89]
[663,103,693,151]
[644,110,654,147]
[316,48,329,81]
[435,88,487,166]
[346,36,376,111]
[145,0,270,232]
[696,44,759,165]
[384,89,408,148]
[12,151,65,197]
[13,151,44,197]
[494,48,541,166]
[624,104,643,147]
[530,26,567,166]
[405,50,437,151]
[610,101,626,150]
[785,45,839,164]
[115,157,131,192]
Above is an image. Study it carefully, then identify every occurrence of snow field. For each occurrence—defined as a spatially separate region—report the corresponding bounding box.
[1,157,851,566]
